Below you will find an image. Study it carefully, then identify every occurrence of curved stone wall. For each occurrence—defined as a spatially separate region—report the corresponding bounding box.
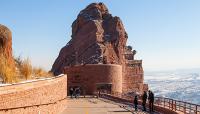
[0,75,67,114]
[64,64,122,94]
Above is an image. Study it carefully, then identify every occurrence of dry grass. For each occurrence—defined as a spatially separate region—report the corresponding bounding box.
[19,58,32,80]
[0,54,17,83]
[33,67,53,78]
[0,53,53,83]
[15,56,53,79]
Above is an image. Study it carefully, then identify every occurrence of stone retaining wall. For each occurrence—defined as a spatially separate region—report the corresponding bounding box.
[0,75,67,114]
[64,64,122,95]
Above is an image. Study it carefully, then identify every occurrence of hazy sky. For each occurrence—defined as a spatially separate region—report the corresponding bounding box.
[0,0,200,71]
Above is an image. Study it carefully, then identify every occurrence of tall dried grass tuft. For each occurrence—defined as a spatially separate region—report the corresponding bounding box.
[20,58,32,80]
[0,54,17,83]
[0,52,53,83]
[16,56,53,80]
[33,67,53,78]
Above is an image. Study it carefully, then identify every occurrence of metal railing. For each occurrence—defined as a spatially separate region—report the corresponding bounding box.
[98,92,200,114]
[154,97,200,114]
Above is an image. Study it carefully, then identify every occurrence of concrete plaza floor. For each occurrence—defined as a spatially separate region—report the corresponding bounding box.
[61,97,150,114]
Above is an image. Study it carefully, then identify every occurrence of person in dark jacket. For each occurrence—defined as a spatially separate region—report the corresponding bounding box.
[72,88,76,98]
[148,90,154,112]
[69,87,73,98]
[142,91,147,111]
[134,96,138,111]
[75,87,81,98]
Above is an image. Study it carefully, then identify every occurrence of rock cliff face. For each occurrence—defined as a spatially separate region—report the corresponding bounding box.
[51,2,146,93]
[0,24,14,64]
[51,3,127,75]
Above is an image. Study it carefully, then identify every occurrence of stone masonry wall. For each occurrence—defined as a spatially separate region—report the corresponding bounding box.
[0,75,67,114]
[123,60,144,93]
[64,64,122,95]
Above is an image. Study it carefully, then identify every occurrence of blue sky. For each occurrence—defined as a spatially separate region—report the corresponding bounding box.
[0,0,200,71]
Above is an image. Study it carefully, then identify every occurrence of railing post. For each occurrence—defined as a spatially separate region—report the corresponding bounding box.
[195,105,197,114]
[164,98,166,108]
[175,100,176,111]
[159,98,161,106]
[171,99,172,109]
[184,102,186,114]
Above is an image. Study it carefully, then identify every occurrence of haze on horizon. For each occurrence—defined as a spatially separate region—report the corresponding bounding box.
[0,0,199,71]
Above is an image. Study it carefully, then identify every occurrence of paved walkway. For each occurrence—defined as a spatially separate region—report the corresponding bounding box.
[61,97,154,114]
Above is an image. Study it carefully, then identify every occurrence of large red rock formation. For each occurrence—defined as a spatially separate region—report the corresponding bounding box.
[52,2,147,93]
[52,3,127,74]
[0,24,14,64]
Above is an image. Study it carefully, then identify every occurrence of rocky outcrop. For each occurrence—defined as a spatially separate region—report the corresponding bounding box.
[0,24,14,64]
[51,2,128,75]
[51,2,145,93]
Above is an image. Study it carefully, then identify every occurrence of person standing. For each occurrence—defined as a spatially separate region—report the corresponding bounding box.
[151,91,155,112]
[148,90,155,112]
[142,91,147,111]
[72,88,76,98]
[134,96,138,111]
[69,87,73,98]
[77,88,81,98]
[75,88,78,98]
[75,87,81,98]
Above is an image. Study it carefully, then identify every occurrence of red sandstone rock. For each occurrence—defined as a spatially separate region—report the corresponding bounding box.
[0,24,14,65]
[51,3,127,74]
[52,2,146,94]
